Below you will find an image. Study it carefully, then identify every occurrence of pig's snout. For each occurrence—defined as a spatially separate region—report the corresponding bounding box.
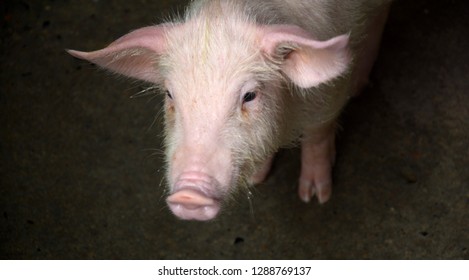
[166,173,222,221]
[167,189,220,221]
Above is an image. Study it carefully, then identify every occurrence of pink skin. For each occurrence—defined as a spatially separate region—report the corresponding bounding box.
[293,5,391,204]
[251,124,336,204]
[298,125,336,203]
[163,86,234,220]
[256,5,391,204]
[67,1,390,221]
[163,22,348,220]
[166,172,222,221]
[67,23,351,220]
[249,155,274,185]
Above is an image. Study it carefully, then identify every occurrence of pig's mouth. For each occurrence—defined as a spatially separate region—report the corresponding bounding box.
[166,172,223,221]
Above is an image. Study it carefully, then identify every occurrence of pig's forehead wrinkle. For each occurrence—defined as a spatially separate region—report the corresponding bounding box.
[164,2,261,65]
[159,3,284,97]
[163,29,277,87]
[164,38,261,92]
[168,24,255,63]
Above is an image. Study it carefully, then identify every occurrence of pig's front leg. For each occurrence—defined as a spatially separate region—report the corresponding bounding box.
[298,124,336,203]
[249,155,274,185]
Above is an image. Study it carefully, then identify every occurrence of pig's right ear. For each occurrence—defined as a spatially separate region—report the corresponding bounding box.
[67,25,170,84]
[260,25,351,89]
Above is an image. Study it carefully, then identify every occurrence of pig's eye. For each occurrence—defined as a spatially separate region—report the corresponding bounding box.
[242,91,256,103]
[165,90,173,100]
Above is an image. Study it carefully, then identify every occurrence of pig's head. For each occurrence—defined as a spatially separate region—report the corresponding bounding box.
[68,9,350,221]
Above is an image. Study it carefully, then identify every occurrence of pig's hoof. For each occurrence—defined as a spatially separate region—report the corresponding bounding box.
[298,178,332,204]
[167,188,220,221]
[299,124,336,204]
[249,155,274,185]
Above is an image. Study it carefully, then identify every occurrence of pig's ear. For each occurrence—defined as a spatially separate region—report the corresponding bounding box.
[67,25,170,84]
[260,25,350,88]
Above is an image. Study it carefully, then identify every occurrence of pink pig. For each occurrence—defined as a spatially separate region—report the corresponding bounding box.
[68,0,391,220]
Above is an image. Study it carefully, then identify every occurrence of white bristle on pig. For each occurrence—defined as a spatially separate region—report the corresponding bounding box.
[68,0,391,221]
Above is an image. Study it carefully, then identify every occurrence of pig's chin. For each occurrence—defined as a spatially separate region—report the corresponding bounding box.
[166,172,225,221]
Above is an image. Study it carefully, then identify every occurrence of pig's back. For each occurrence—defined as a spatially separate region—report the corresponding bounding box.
[188,0,388,46]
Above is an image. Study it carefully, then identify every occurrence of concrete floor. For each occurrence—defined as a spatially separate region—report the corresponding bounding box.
[1,0,468,259]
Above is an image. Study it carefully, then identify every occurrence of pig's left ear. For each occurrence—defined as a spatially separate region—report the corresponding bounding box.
[67,25,170,84]
[260,25,350,88]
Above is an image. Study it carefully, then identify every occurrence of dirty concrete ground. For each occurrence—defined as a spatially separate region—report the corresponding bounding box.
[0,0,468,259]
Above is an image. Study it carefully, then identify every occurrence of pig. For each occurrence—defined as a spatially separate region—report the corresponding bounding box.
[68,0,391,221]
